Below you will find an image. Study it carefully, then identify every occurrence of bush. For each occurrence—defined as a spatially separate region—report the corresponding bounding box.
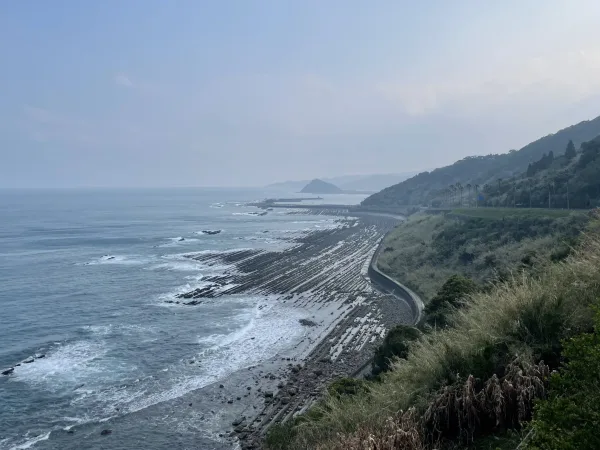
[327,378,368,399]
[372,325,422,375]
[526,309,600,450]
[423,275,477,328]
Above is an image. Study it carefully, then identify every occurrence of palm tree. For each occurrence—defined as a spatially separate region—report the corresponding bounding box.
[456,182,464,206]
[474,184,480,208]
[449,185,456,205]
[497,179,503,206]
[466,184,472,207]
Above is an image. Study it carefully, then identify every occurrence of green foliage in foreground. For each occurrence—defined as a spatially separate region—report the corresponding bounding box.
[327,377,369,399]
[372,325,422,375]
[526,309,600,450]
[423,275,477,328]
[269,214,600,450]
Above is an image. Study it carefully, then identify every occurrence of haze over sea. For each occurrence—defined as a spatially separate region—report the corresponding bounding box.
[0,188,366,450]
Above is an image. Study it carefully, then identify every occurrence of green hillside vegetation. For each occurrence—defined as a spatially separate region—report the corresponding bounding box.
[376,211,588,301]
[266,211,600,450]
[362,115,600,209]
[480,136,600,210]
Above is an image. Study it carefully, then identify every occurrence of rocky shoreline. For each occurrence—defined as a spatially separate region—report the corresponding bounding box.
[162,211,415,449]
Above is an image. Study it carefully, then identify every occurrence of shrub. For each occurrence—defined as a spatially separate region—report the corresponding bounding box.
[526,308,600,450]
[327,378,368,399]
[372,325,422,375]
[423,275,477,328]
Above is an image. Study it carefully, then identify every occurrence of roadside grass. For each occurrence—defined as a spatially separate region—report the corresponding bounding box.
[450,207,579,219]
[268,213,600,450]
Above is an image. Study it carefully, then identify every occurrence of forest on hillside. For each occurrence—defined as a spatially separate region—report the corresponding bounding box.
[362,115,600,209]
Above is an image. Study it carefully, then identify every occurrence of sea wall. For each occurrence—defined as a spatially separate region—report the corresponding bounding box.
[368,230,424,324]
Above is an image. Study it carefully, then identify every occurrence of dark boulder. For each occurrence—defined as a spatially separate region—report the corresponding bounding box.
[2,367,14,376]
[232,416,246,426]
[100,429,112,436]
[23,356,34,364]
[202,230,222,235]
[299,319,318,327]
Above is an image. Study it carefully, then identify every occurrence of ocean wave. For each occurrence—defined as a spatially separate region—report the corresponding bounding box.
[12,340,110,391]
[82,255,146,266]
[9,431,51,450]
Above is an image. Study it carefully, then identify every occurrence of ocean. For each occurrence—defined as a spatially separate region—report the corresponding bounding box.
[0,188,367,450]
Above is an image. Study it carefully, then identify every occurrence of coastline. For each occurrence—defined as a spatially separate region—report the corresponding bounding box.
[15,210,417,450]
[202,211,416,449]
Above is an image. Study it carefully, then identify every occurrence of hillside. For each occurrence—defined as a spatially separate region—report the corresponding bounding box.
[266,211,600,450]
[337,172,419,192]
[362,115,600,209]
[300,179,343,194]
[478,135,600,209]
[377,210,587,301]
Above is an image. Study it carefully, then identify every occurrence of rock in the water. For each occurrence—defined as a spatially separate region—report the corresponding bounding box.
[177,237,185,241]
[219,384,225,388]
[23,356,34,364]
[100,429,112,436]
[35,354,46,359]
[263,391,274,398]
[202,230,222,235]
[299,318,318,327]
[314,369,323,377]
[232,416,246,426]
[281,396,291,405]
[2,367,14,376]
[288,388,297,396]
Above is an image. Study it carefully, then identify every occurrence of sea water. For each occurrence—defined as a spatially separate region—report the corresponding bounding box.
[0,188,365,449]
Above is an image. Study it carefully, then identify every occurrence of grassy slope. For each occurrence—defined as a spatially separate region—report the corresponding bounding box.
[377,210,587,302]
[274,212,600,450]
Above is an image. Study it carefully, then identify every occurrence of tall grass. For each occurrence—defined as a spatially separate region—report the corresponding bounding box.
[278,213,600,449]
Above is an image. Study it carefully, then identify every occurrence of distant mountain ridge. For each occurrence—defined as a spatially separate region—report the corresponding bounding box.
[362,114,600,208]
[300,179,343,194]
[266,171,419,193]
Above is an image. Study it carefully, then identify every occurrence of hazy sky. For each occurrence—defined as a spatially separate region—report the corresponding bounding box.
[2,1,600,187]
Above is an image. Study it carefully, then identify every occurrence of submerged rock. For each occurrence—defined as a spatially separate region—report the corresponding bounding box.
[100,429,112,436]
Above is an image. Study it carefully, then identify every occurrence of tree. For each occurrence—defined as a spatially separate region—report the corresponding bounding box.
[456,182,463,206]
[474,184,480,208]
[565,139,577,160]
[372,325,422,374]
[466,183,472,206]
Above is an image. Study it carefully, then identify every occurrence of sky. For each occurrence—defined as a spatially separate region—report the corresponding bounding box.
[2,0,600,188]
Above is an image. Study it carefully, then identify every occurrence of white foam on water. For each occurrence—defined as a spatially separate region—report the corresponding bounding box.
[9,431,51,450]
[82,255,146,266]
[109,296,308,415]
[12,341,110,390]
